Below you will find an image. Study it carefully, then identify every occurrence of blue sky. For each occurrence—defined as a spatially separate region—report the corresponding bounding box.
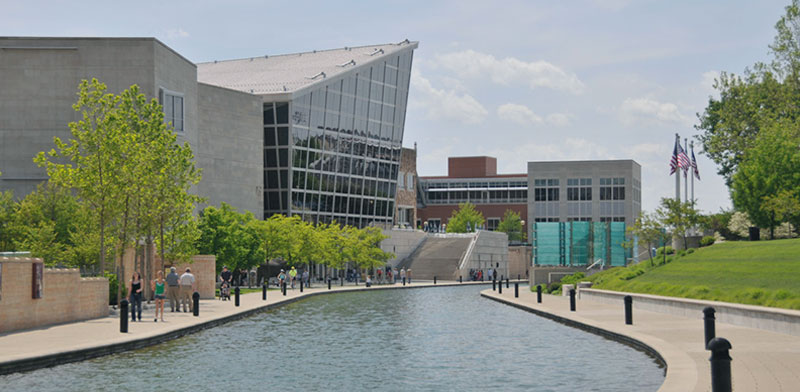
[1,0,790,213]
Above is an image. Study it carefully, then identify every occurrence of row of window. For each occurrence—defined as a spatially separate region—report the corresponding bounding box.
[290,191,394,217]
[535,217,625,223]
[398,171,415,191]
[425,180,527,189]
[426,190,527,204]
[292,170,397,198]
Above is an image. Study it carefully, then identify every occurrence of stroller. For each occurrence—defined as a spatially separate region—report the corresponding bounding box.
[219,280,231,301]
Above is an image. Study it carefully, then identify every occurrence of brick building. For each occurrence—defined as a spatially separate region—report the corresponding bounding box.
[417,156,527,231]
[394,146,417,228]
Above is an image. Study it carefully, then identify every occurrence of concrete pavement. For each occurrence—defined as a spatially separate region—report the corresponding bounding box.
[481,286,800,392]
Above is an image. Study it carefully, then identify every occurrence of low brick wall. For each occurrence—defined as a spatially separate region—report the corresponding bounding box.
[581,288,800,337]
[172,255,216,299]
[0,257,108,334]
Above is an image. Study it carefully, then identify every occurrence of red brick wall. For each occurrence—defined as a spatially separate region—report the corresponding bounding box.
[448,156,498,178]
[417,203,528,225]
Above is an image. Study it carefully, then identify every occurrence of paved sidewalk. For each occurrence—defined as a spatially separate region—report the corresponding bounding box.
[481,286,800,392]
[0,280,493,375]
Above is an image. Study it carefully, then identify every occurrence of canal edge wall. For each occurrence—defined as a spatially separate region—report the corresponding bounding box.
[0,280,517,376]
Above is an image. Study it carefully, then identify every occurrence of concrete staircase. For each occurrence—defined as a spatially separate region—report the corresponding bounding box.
[399,236,472,280]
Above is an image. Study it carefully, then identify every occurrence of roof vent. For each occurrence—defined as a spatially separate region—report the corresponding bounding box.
[398,39,410,45]
[306,71,327,80]
[367,48,384,56]
[313,50,317,53]
[337,59,356,67]
[265,55,269,58]
[214,60,218,64]
[250,89,254,93]
[283,85,287,91]
[344,46,349,50]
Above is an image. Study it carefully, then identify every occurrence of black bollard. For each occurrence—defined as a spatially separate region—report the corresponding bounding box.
[234,286,240,307]
[515,283,519,298]
[569,289,576,311]
[708,337,732,392]
[403,277,406,286]
[434,276,437,285]
[119,299,129,333]
[192,292,200,316]
[328,279,332,290]
[492,279,496,291]
[537,285,542,303]
[282,282,287,296]
[518,274,521,281]
[459,275,462,283]
[506,278,509,289]
[704,307,716,349]
[262,283,267,301]
[300,280,304,292]
[340,275,343,286]
[355,275,358,286]
[624,295,633,325]
[498,282,502,294]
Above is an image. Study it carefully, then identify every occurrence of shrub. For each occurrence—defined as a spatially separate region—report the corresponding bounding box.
[656,246,674,256]
[677,249,687,257]
[547,281,561,294]
[687,248,695,254]
[700,236,716,247]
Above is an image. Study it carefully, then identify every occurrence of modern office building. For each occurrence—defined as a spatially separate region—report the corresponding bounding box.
[417,156,528,231]
[198,40,416,227]
[0,37,417,228]
[527,160,641,240]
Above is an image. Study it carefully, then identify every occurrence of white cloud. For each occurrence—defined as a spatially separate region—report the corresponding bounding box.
[166,28,190,39]
[497,103,542,125]
[430,49,585,94]
[618,97,689,126]
[409,70,488,125]
[546,112,571,127]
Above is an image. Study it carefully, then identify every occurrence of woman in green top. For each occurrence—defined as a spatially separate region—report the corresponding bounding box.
[152,270,166,322]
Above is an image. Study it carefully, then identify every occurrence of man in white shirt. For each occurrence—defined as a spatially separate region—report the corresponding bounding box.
[179,268,196,312]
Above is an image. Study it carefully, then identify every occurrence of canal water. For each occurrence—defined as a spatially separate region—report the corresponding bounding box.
[2,285,664,391]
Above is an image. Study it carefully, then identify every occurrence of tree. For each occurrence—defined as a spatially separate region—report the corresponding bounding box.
[35,78,124,274]
[731,124,800,238]
[197,203,265,274]
[496,209,524,242]
[445,202,485,233]
[626,212,670,266]
[762,189,800,235]
[696,1,800,185]
[656,198,700,250]
[0,190,17,252]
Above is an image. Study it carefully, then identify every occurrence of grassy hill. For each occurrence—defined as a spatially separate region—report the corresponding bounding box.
[582,238,800,310]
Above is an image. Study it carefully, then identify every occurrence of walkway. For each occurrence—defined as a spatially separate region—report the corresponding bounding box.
[0,280,494,375]
[481,286,800,392]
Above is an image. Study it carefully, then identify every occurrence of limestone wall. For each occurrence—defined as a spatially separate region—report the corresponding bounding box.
[0,257,108,334]
[381,229,426,268]
[458,231,509,279]
[508,245,531,279]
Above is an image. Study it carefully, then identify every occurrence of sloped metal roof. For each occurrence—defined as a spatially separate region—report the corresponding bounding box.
[197,40,417,98]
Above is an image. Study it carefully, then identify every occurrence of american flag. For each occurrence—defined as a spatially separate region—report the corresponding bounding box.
[678,143,691,174]
[670,139,680,175]
[691,145,700,180]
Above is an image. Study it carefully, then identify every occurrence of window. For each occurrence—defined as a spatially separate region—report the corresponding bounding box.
[487,218,500,231]
[160,89,184,133]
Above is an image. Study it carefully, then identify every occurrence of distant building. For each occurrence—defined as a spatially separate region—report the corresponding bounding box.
[527,160,641,240]
[417,156,528,231]
[394,146,417,228]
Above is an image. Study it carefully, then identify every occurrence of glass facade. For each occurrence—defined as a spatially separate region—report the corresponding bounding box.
[423,179,527,205]
[263,50,413,227]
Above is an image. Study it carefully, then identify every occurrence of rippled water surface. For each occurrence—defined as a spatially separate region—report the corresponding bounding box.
[2,286,664,391]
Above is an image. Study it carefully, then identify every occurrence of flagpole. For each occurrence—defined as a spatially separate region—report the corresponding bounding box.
[675,133,680,201]
[684,137,688,203]
[690,140,695,207]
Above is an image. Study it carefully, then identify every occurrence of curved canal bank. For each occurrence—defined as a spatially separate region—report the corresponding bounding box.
[1,285,664,391]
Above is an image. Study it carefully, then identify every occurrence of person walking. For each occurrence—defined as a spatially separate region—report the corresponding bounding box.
[179,268,196,313]
[277,269,286,288]
[166,267,180,312]
[301,269,309,288]
[407,268,412,284]
[289,266,298,289]
[128,272,143,322]
[400,268,406,283]
[152,270,166,322]
[393,267,399,283]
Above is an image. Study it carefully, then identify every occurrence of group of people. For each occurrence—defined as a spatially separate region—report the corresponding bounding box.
[127,266,197,323]
[275,266,310,289]
[346,266,413,285]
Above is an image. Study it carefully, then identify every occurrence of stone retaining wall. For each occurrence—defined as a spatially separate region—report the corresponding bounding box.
[0,257,108,333]
[581,288,800,336]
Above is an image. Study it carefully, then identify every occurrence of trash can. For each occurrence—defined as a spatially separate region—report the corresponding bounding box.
[748,227,760,241]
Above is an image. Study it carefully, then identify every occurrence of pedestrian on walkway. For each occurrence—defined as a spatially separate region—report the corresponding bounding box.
[289,266,298,289]
[128,272,143,322]
[407,268,412,284]
[400,268,406,283]
[302,269,309,288]
[277,269,286,288]
[393,267,399,283]
[152,270,166,322]
[166,267,180,312]
[179,268,196,313]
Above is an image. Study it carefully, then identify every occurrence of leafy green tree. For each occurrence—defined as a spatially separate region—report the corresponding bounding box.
[197,203,265,274]
[446,202,485,233]
[496,209,524,242]
[626,212,670,266]
[656,198,700,250]
[0,190,17,251]
[731,125,800,238]
[762,189,800,235]
[36,78,125,274]
[696,1,800,185]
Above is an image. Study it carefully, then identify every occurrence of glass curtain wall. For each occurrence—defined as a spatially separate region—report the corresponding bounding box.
[264,50,412,227]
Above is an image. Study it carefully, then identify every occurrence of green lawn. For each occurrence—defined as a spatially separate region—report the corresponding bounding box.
[584,238,800,309]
